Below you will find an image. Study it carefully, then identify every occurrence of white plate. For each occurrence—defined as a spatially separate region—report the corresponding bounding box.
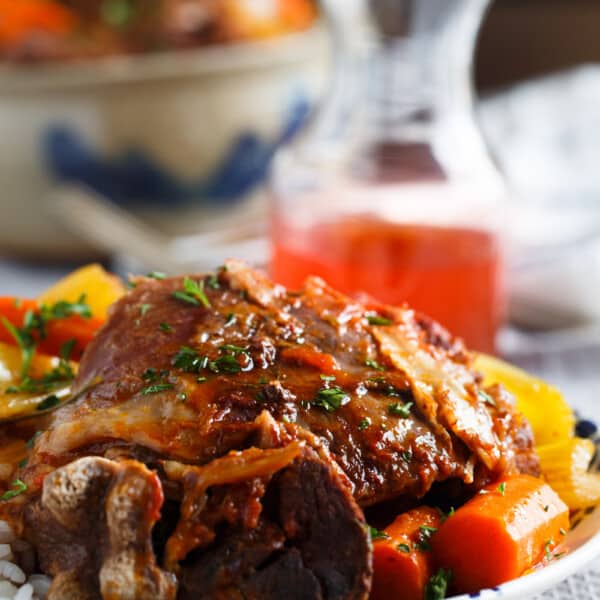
[448,504,600,599]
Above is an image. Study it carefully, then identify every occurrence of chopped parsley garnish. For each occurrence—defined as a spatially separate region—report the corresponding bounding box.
[498,482,506,496]
[388,401,413,418]
[415,526,438,552]
[139,303,152,316]
[36,394,60,411]
[358,417,371,431]
[425,568,453,600]
[208,355,242,374]
[365,358,385,371]
[398,543,411,554]
[224,313,237,327]
[218,344,248,355]
[1,296,91,381]
[1,317,36,381]
[147,271,166,280]
[313,386,350,413]
[173,346,207,373]
[26,431,42,449]
[142,368,158,382]
[159,322,173,333]
[366,314,392,326]
[207,274,220,289]
[0,479,27,501]
[41,296,92,321]
[184,277,211,308]
[402,449,413,462]
[6,338,75,395]
[478,390,496,407]
[197,376,207,383]
[172,277,211,308]
[141,383,174,395]
[544,539,554,561]
[441,507,455,522]
[320,374,336,382]
[367,526,390,541]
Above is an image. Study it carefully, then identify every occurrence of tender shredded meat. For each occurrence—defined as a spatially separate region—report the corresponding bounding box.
[6,261,537,599]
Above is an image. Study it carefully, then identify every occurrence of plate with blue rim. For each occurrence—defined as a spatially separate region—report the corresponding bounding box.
[449,416,600,599]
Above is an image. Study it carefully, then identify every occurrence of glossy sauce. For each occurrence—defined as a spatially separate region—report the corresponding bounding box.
[270,217,505,352]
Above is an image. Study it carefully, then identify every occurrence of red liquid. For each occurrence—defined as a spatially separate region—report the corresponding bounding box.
[270,217,505,352]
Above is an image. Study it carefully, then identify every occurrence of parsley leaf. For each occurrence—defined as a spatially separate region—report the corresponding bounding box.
[367,526,390,541]
[358,417,371,431]
[0,479,27,501]
[398,543,411,554]
[36,394,60,411]
[388,401,413,418]
[159,322,173,333]
[313,386,350,413]
[141,383,174,395]
[415,525,438,552]
[366,314,392,326]
[365,358,385,371]
[478,390,496,407]
[208,355,242,374]
[173,347,207,373]
[147,271,166,280]
[425,568,453,600]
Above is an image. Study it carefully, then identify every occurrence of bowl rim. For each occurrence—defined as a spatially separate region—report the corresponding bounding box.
[0,21,329,94]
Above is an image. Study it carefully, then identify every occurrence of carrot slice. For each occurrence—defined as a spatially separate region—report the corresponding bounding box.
[0,297,103,360]
[371,506,442,600]
[432,474,569,594]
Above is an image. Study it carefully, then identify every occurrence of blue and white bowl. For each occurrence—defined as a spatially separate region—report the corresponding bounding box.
[0,24,330,257]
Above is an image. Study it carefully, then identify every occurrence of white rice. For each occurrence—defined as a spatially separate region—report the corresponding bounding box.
[0,522,50,600]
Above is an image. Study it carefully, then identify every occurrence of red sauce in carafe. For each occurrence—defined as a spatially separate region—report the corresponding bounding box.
[270,216,504,352]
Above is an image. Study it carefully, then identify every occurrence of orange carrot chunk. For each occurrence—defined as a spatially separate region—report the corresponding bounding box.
[431,474,569,594]
[0,297,104,360]
[371,506,442,600]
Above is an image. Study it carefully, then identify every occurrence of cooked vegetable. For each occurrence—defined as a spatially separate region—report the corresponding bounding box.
[370,506,442,600]
[537,437,600,510]
[0,297,102,360]
[0,0,75,47]
[474,353,575,445]
[38,263,125,320]
[432,474,569,593]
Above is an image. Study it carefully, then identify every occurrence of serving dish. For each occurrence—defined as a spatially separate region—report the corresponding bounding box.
[0,23,330,258]
[451,469,600,599]
[0,263,598,600]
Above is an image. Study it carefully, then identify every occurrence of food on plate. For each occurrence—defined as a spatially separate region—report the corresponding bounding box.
[0,0,319,63]
[0,261,595,599]
[431,474,569,593]
[370,506,442,600]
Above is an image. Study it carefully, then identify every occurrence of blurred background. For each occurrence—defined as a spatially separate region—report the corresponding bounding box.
[2,0,600,400]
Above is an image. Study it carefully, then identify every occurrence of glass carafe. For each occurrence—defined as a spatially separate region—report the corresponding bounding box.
[269,0,504,352]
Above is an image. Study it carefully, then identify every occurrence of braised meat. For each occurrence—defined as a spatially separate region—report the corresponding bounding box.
[11,261,537,599]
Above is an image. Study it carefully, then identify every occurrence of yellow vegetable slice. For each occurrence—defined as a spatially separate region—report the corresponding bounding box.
[537,438,600,510]
[0,341,76,421]
[38,263,125,320]
[0,341,59,383]
[474,353,574,445]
